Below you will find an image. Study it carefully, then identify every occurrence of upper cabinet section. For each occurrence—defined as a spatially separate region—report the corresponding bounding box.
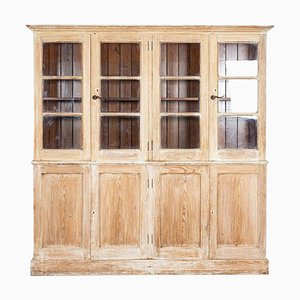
[29,26,272,162]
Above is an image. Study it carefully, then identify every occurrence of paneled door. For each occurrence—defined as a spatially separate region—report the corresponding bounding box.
[210,164,266,259]
[33,164,90,260]
[209,34,266,160]
[91,164,148,259]
[152,34,209,161]
[153,165,209,259]
[91,33,150,161]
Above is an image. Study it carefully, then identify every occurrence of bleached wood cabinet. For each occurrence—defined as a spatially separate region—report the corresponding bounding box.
[28,25,272,275]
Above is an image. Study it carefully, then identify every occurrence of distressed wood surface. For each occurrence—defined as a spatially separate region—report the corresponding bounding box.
[30,26,270,275]
[31,259,269,275]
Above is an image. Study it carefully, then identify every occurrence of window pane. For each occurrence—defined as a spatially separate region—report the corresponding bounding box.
[161,80,199,113]
[219,43,258,76]
[43,116,82,149]
[101,43,140,76]
[218,116,257,149]
[101,80,140,113]
[43,80,82,113]
[43,43,82,76]
[161,116,199,149]
[100,117,140,149]
[218,80,257,113]
[160,43,200,76]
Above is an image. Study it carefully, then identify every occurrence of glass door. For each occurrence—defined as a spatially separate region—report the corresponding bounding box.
[35,33,90,161]
[152,34,208,161]
[91,33,149,161]
[209,34,266,160]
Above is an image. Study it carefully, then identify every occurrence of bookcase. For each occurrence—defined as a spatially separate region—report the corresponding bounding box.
[28,25,272,275]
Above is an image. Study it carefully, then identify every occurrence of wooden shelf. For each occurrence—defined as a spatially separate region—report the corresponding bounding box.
[161,112,200,117]
[217,112,258,117]
[43,97,82,101]
[218,76,258,80]
[160,76,200,80]
[100,112,140,117]
[161,97,199,101]
[101,97,139,102]
[101,76,140,80]
[42,76,83,80]
[42,112,83,117]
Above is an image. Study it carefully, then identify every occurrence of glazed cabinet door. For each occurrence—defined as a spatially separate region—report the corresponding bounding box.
[33,164,90,259]
[91,165,148,259]
[153,165,209,258]
[91,33,150,161]
[34,33,90,161]
[210,164,266,259]
[152,34,209,161]
[209,34,266,160]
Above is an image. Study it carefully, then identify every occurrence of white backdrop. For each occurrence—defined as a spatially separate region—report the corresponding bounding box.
[0,0,299,299]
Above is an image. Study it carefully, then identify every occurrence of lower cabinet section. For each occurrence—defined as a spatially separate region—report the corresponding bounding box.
[32,162,267,274]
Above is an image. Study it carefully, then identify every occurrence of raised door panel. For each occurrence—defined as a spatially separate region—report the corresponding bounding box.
[154,165,209,259]
[33,164,90,259]
[91,165,147,259]
[210,164,266,259]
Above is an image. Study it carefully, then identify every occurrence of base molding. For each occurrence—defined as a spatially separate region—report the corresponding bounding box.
[31,258,269,275]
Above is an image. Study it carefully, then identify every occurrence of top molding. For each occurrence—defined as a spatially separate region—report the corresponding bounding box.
[26,25,274,34]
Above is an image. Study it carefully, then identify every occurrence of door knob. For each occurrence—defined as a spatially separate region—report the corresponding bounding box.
[210,95,225,100]
[92,95,101,100]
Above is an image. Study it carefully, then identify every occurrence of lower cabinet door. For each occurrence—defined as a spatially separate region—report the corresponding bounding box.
[210,164,266,259]
[34,164,90,260]
[154,165,209,259]
[91,164,147,259]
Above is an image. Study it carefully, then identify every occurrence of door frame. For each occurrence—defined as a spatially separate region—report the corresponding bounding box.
[151,33,209,161]
[90,32,151,161]
[208,33,266,161]
[152,164,209,259]
[34,32,91,161]
[90,164,148,259]
[209,164,266,259]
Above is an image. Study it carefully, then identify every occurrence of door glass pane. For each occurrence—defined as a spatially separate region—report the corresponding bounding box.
[43,116,82,149]
[161,80,199,112]
[218,116,257,149]
[43,80,82,112]
[218,80,257,113]
[43,43,82,76]
[101,43,140,76]
[219,43,258,76]
[161,116,199,149]
[160,43,200,76]
[101,80,139,112]
[100,116,140,149]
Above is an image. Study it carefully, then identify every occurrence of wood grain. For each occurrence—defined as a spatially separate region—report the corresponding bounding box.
[31,259,269,275]
[99,173,140,246]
